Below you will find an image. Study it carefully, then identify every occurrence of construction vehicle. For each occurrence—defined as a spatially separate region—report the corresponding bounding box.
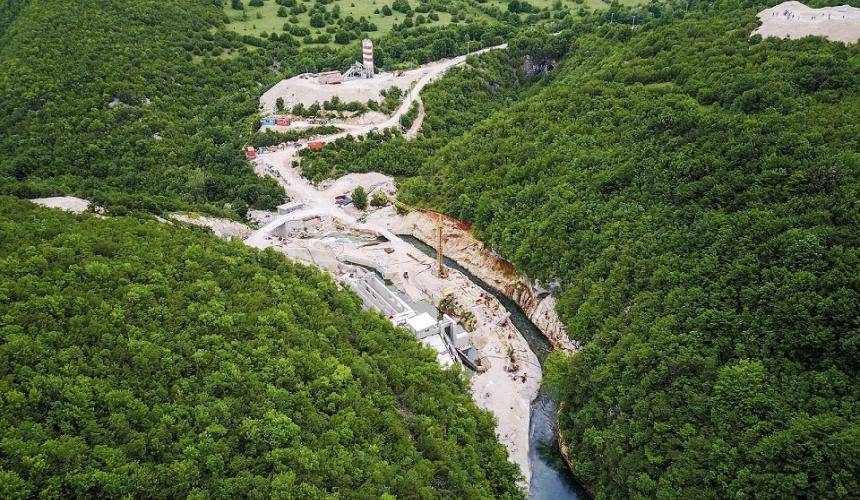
[387,195,448,279]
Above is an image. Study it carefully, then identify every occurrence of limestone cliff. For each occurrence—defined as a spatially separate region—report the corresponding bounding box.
[397,211,576,353]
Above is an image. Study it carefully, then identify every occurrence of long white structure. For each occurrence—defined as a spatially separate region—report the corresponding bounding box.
[340,264,471,367]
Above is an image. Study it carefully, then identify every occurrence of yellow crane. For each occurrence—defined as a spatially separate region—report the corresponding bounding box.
[388,196,448,279]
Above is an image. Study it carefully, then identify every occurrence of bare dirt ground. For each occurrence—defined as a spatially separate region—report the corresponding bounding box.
[244,162,541,483]
[248,209,277,226]
[754,1,860,43]
[262,65,426,113]
[30,196,91,213]
[169,213,252,240]
[387,211,577,354]
[404,97,425,140]
[259,43,506,129]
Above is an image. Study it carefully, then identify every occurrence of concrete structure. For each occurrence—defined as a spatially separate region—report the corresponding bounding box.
[340,265,471,368]
[406,312,471,351]
[341,40,375,81]
[277,201,305,215]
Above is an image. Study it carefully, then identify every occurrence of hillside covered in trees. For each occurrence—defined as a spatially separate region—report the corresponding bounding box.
[387,0,858,497]
[0,198,523,498]
[0,0,513,217]
[3,0,859,496]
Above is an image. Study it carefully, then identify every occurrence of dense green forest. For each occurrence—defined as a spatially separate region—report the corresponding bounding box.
[0,197,522,498]
[399,1,858,498]
[299,0,860,497]
[4,0,860,497]
[0,0,513,217]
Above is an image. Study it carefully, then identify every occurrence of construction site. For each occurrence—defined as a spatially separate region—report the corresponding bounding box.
[194,40,595,492]
[258,40,497,121]
[243,146,544,485]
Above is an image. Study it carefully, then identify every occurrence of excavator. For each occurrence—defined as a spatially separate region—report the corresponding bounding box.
[386,195,448,279]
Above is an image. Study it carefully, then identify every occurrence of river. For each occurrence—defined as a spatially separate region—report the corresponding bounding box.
[399,235,587,499]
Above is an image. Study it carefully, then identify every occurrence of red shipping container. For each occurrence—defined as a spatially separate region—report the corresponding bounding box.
[246,146,257,159]
[307,141,323,149]
[276,119,289,126]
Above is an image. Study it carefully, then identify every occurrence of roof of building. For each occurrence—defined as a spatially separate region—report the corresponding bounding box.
[405,312,437,332]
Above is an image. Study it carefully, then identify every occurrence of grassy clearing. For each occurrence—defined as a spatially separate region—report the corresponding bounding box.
[486,0,642,14]
[224,0,464,45]
[222,0,643,49]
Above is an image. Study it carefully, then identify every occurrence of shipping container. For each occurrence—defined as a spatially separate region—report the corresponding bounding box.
[307,141,323,149]
[276,119,289,126]
[246,146,257,159]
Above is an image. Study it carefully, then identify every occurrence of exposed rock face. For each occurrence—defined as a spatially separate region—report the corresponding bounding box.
[398,211,576,354]
[522,54,558,76]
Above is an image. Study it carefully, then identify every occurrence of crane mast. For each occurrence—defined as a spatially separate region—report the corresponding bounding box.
[388,196,448,278]
[435,216,448,279]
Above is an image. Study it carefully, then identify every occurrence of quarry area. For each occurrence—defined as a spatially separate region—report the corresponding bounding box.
[754,1,860,43]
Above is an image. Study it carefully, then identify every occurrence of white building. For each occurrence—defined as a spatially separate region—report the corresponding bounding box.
[340,265,472,368]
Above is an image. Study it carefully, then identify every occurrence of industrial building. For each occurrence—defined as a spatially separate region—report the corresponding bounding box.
[316,39,375,83]
[340,265,475,368]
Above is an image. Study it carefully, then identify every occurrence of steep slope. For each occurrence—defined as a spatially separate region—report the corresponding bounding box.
[0,0,513,216]
[0,197,522,498]
[401,1,860,497]
[0,0,288,215]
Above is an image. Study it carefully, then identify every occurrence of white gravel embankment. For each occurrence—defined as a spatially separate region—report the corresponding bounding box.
[754,1,860,43]
[30,196,91,213]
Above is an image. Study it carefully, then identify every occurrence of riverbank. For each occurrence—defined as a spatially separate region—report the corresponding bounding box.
[400,233,586,498]
[389,210,577,355]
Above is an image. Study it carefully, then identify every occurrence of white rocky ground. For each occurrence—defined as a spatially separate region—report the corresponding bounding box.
[259,44,505,125]
[755,1,860,43]
[30,196,91,213]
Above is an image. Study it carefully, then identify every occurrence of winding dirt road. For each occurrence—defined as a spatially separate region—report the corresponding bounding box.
[246,43,547,488]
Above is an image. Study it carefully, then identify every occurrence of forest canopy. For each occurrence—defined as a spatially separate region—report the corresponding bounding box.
[0,198,522,498]
[0,0,513,217]
[401,1,860,498]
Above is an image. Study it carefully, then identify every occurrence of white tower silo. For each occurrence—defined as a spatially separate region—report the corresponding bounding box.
[362,39,374,77]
